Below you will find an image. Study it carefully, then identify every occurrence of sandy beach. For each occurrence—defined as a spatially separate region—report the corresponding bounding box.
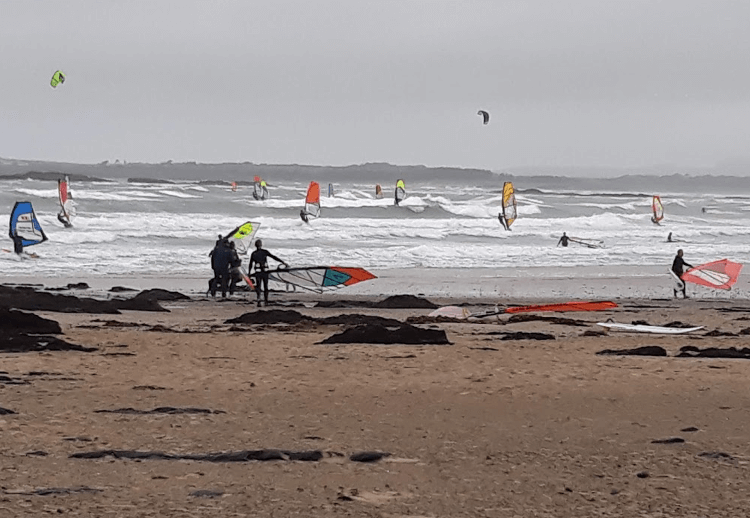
[2,276,750,517]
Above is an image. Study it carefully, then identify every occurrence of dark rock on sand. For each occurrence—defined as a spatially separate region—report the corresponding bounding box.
[109,286,138,292]
[45,282,90,291]
[71,449,325,462]
[0,407,17,415]
[496,332,555,341]
[681,427,700,432]
[0,374,28,385]
[0,308,61,335]
[315,294,437,309]
[580,330,607,337]
[130,289,190,302]
[13,487,102,496]
[350,451,391,462]
[0,285,167,313]
[320,323,450,345]
[651,437,685,444]
[190,490,224,498]
[226,309,305,325]
[677,346,750,359]
[702,329,738,337]
[506,314,586,326]
[94,407,225,415]
[596,346,667,357]
[698,451,736,461]
[318,314,402,326]
[0,334,97,353]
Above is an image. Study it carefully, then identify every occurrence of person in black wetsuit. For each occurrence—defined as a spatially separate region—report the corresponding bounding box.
[557,232,570,247]
[11,232,23,255]
[671,249,693,299]
[300,209,309,223]
[667,232,673,242]
[227,242,243,295]
[210,239,233,298]
[57,212,72,228]
[498,213,507,230]
[249,239,288,306]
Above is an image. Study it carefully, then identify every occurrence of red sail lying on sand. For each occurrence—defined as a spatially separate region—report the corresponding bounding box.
[505,301,618,313]
[682,259,742,290]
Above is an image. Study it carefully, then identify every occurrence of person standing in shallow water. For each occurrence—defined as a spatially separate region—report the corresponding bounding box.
[671,249,694,299]
[556,232,569,247]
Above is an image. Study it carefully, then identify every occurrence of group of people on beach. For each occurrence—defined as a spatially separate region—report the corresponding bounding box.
[209,236,287,305]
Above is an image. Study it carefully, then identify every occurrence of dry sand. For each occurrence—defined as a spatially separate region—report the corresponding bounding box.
[2,292,750,516]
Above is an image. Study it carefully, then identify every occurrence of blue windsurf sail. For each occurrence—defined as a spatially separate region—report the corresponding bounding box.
[9,201,48,247]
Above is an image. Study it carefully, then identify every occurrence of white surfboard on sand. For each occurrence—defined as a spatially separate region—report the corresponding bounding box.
[597,322,704,334]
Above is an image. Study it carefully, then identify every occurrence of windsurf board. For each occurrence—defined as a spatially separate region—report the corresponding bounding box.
[597,322,704,334]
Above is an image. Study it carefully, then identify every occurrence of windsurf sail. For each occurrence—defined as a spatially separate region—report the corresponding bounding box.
[253,177,268,200]
[569,237,605,249]
[682,259,743,290]
[652,195,664,223]
[375,184,383,199]
[302,181,321,220]
[50,70,65,88]
[506,301,618,313]
[267,266,377,294]
[226,221,261,254]
[328,183,334,197]
[477,110,490,125]
[395,179,406,205]
[498,181,516,230]
[9,201,48,248]
[57,176,74,227]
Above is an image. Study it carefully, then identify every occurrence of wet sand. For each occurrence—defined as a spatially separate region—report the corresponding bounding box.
[2,286,750,516]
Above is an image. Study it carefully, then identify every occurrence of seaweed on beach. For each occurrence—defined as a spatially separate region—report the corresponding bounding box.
[0,285,168,314]
[596,346,667,357]
[484,331,555,340]
[94,407,225,415]
[0,334,97,353]
[504,314,587,326]
[315,294,438,309]
[319,323,450,345]
[225,310,402,327]
[677,346,750,359]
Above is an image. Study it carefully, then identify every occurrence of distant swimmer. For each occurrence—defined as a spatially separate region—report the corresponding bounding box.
[667,232,673,242]
[701,207,706,213]
[671,249,694,299]
[249,239,288,306]
[557,232,569,247]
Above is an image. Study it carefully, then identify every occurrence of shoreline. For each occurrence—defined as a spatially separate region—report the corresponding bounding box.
[4,264,749,301]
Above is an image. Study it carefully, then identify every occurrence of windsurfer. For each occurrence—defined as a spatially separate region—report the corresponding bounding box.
[210,238,233,298]
[651,216,660,226]
[671,249,694,299]
[228,242,243,295]
[557,232,570,247]
[667,232,673,242]
[498,213,507,230]
[11,232,23,255]
[300,209,309,223]
[57,212,72,228]
[249,239,288,306]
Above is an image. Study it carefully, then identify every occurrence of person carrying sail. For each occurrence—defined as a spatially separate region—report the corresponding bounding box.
[227,241,243,296]
[671,249,694,299]
[557,232,570,247]
[249,239,288,306]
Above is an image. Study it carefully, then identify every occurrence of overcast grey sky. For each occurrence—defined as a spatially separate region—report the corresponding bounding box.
[2,0,750,171]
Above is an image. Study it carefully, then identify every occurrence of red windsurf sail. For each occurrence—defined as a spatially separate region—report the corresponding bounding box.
[682,259,742,290]
[506,301,618,313]
[303,181,321,219]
